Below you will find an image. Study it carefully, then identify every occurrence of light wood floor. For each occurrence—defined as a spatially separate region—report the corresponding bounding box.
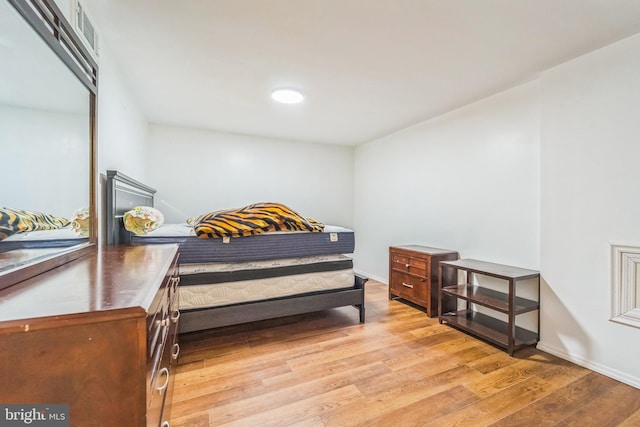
[170,280,640,427]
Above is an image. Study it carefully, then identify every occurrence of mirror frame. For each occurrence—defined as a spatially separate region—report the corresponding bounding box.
[0,0,98,290]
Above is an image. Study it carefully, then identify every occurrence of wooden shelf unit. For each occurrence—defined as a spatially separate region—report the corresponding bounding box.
[438,258,540,355]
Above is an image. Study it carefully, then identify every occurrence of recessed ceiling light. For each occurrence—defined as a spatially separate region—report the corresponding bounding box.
[271,88,304,104]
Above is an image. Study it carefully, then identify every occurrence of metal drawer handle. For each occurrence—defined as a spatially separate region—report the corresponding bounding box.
[172,343,180,360]
[405,263,410,268]
[162,422,170,427]
[156,367,170,393]
[171,309,180,323]
[402,282,414,289]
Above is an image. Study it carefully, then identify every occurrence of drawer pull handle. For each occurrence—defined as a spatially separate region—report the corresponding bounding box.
[156,367,170,393]
[171,309,181,323]
[402,282,414,289]
[162,422,170,427]
[172,343,180,360]
[405,263,410,268]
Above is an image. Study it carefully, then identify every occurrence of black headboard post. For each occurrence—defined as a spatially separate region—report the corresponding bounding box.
[106,170,157,245]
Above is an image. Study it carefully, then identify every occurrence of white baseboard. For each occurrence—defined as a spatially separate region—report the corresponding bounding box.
[536,341,640,389]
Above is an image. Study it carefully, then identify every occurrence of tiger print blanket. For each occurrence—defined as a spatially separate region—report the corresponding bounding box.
[193,202,324,239]
[0,207,70,240]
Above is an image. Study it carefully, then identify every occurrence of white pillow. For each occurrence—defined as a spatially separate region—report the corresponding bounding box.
[123,206,164,235]
[71,207,90,237]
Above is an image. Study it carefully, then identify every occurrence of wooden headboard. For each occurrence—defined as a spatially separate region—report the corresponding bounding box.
[106,170,156,245]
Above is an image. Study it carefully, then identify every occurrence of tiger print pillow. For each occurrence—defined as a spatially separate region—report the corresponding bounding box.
[0,207,70,240]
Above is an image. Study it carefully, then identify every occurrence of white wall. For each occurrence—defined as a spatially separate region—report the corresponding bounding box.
[95,46,149,180]
[353,82,540,283]
[538,34,640,387]
[0,105,89,217]
[145,124,354,226]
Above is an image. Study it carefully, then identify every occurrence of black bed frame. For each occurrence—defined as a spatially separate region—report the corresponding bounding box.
[105,170,366,333]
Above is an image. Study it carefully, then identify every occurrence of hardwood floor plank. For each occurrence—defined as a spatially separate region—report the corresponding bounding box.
[321,366,485,426]
[617,407,640,427]
[421,376,554,426]
[172,362,288,405]
[168,412,210,427]
[284,326,405,371]
[465,357,555,398]
[287,416,326,427]
[203,361,383,425]
[384,334,494,373]
[466,347,526,374]
[557,380,640,426]
[212,385,363,426]
[262,344,405,389]
[488,371,619,426]
[362,384,480,427]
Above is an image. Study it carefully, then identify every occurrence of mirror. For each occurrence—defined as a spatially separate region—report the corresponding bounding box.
[0,0,97,289]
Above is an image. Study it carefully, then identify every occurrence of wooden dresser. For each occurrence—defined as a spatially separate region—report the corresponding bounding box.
[0,245,180,427]
[389,245,459,317]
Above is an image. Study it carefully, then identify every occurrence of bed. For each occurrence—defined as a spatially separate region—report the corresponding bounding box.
[105,170,366,333]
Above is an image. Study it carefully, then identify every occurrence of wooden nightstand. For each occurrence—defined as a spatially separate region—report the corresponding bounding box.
[389,245,459,317]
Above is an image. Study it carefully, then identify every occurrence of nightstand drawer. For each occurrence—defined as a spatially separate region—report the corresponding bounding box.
[390,271,428,305]
[391,253,428,277]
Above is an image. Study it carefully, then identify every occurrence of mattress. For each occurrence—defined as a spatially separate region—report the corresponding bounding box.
[130,224,355,263]
[0,227,87,252]
[179,253,350,283]
[179,268,355,310]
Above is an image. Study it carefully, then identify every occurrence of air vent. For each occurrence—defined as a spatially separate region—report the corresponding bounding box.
[71,0,99,61]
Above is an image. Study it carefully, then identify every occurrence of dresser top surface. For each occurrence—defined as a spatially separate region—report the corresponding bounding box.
[0,244,178,324]
[390,245,458,256]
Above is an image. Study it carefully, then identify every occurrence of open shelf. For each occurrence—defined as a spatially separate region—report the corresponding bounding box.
[441,285,539,314]
[440,310,539,350]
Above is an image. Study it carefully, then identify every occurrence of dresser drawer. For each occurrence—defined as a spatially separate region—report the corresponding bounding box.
[148,288,169,357]
[146,251,180,427]
[390,271,428,306]
[147,256,179,355]
[391,253,428,277]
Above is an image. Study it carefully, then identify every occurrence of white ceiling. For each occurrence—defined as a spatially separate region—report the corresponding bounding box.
[84,0,640,146]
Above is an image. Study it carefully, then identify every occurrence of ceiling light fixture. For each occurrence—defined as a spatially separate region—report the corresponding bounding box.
[271,88,304,104]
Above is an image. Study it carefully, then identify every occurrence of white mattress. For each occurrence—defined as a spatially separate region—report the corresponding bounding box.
[179,268,355,310]
[2,226,79,241]
[179,254,351,275]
